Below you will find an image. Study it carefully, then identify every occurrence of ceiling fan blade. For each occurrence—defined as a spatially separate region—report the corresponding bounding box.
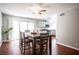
[40,10,46,12]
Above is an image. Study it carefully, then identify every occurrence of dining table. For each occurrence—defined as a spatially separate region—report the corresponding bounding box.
[24,33,53,55]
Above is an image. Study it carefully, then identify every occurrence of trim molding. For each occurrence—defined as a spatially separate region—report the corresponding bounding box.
[57,42,79,51]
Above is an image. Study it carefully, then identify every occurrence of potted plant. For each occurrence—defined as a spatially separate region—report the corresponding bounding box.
[2,27,12,42]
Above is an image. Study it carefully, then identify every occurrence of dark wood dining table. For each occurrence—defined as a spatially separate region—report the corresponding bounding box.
[25,33,53,55]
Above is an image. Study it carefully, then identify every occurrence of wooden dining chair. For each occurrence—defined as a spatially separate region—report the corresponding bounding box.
[19,32,24,54]
[23,33,33,55]
[19,32,33,55]
[36,35,49,55]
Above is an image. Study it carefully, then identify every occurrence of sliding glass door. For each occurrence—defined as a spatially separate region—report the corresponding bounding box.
[11,21,34,40]
[12,20,19,40]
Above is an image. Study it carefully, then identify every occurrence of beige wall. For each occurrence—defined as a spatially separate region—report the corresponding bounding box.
[56,8,79,48]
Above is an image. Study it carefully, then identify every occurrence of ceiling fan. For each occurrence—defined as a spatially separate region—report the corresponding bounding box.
[38,9,46,14]
[31,3,48,15]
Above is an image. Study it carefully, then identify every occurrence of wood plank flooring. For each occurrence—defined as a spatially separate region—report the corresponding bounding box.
[0,39,79,55]
[0,40,21,55]
[57,44,79,55]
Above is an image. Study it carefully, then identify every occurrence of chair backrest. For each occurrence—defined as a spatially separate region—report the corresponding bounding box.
[40,35,48,41]
[19,32,25,43]
[41,36,48,55]
[36,35,49,55]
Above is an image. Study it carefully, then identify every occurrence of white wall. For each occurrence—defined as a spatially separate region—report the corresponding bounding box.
[0,10,2,46]
[56,8,79,49]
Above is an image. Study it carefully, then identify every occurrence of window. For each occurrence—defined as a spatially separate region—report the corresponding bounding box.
[20,21,34,32]
[20,22,28,32]
[28,22,34,32]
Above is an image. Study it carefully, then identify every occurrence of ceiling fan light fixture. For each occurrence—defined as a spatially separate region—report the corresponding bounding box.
[31,5,47,15]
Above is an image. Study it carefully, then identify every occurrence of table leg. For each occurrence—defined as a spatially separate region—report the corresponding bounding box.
[49,36,52,55]
[33,38,36,55]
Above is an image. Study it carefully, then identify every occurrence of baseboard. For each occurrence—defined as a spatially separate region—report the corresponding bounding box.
[57,42,79,51]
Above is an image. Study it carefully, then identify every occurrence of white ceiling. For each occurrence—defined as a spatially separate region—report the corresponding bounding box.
[0,3,79,20]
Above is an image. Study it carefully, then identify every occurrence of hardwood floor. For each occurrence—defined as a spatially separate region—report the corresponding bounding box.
[57,44,79,55]
[0,38,79,55]
[0,40,21,55]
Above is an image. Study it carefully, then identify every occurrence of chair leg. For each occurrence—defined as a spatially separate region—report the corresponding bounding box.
[45,39,48,55]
